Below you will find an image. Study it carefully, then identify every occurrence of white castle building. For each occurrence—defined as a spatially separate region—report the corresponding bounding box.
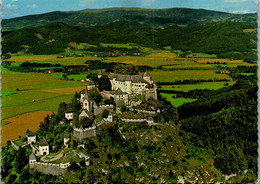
[107,71,157,99]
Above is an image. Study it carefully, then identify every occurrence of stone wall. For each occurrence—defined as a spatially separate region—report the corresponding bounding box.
[121,118,154,124]
[129,108,156,114]
[73,126,97,141]
[144,87,157,100]
[30,162,69,176]
[73,119,108,141]
[11,141,20,151]
[11,137,26,151]
[93,104,114,115]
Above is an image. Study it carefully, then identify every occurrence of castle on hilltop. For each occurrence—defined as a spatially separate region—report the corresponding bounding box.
[80,71,157,113]
[108,71,157,99]
[102,71,157,103]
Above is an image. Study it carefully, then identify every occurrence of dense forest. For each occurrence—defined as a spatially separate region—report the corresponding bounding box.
[177,65,257,179]
[2,21,257,62]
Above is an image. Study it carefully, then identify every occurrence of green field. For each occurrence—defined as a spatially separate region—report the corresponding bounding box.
[101,43,140,49]
[161,93,196,107]
[192,53,217,58]
[2,90,17,97]
[2,67,87,119]
[150,70,232,82]
[160,81,235,92]
[47,73,89,81]
[3,50,234,119]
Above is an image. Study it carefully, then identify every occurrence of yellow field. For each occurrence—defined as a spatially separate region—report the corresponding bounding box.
[243,29,256,33]
[107,51,196,66]
[41,86,86,95]
[7,55,58,62]
[193,58,243,64]
[1,111,54,146]
[7,55,97,65]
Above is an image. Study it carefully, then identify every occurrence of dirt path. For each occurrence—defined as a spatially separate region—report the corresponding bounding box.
[41,150,64,162]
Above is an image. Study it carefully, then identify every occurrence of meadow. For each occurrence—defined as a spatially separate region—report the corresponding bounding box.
[150,70,232,82]
[101,43,140,49]
[160,93,196,107]
[160,81,236,92]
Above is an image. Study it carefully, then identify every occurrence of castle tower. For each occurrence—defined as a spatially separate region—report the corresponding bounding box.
[143,70,153,84]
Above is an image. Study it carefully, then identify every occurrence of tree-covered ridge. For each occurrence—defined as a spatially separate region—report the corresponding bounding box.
[2,7,257,31]
[2,21,257,62]
[177,64,257,179]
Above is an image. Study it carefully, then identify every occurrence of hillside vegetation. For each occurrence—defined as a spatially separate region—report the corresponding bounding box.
[2,21,257,62]
[2,8,257,31]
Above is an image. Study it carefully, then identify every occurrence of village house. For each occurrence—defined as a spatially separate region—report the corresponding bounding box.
[65,111,74,120]
[98,70,102,79]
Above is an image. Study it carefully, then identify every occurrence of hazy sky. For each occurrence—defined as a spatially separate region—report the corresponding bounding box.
[2,0,258,19]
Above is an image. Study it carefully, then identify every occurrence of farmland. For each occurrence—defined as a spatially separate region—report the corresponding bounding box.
[150,70,232,82]
[160,81,236,92]
[1,111,53,146]
[2,68,87,120]
[1,49,243,144]
[193,58,243,64]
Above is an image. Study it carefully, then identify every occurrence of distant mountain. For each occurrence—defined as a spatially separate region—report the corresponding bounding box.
[2,7,257,31]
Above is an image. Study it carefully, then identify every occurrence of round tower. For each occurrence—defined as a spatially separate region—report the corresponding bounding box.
[143,70,153,84]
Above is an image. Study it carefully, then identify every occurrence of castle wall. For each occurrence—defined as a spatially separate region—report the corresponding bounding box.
[73,126,97,141]
[145,88,157,100]
[30,162,68,176]
[11,141,20,151]
[73,119,108,140]
[93,104,114,115]
[129,108,156,114]
[120,118,154,124]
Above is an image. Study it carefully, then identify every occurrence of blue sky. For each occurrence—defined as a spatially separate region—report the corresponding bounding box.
[2,0,258,19]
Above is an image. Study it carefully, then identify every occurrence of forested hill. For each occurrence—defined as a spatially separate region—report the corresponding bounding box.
[2,7,257,31]
[178,74,258,179]
[2,21,257,62]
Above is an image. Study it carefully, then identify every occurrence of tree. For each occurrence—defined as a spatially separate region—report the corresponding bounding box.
[71,140,78,149]
[88,88,102,104]
[104,97,115,105]
[57,102,67,120]
[98,76,112,91]
[79,117,92,128]
[102,109,109,118]
[84,138,97,151]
